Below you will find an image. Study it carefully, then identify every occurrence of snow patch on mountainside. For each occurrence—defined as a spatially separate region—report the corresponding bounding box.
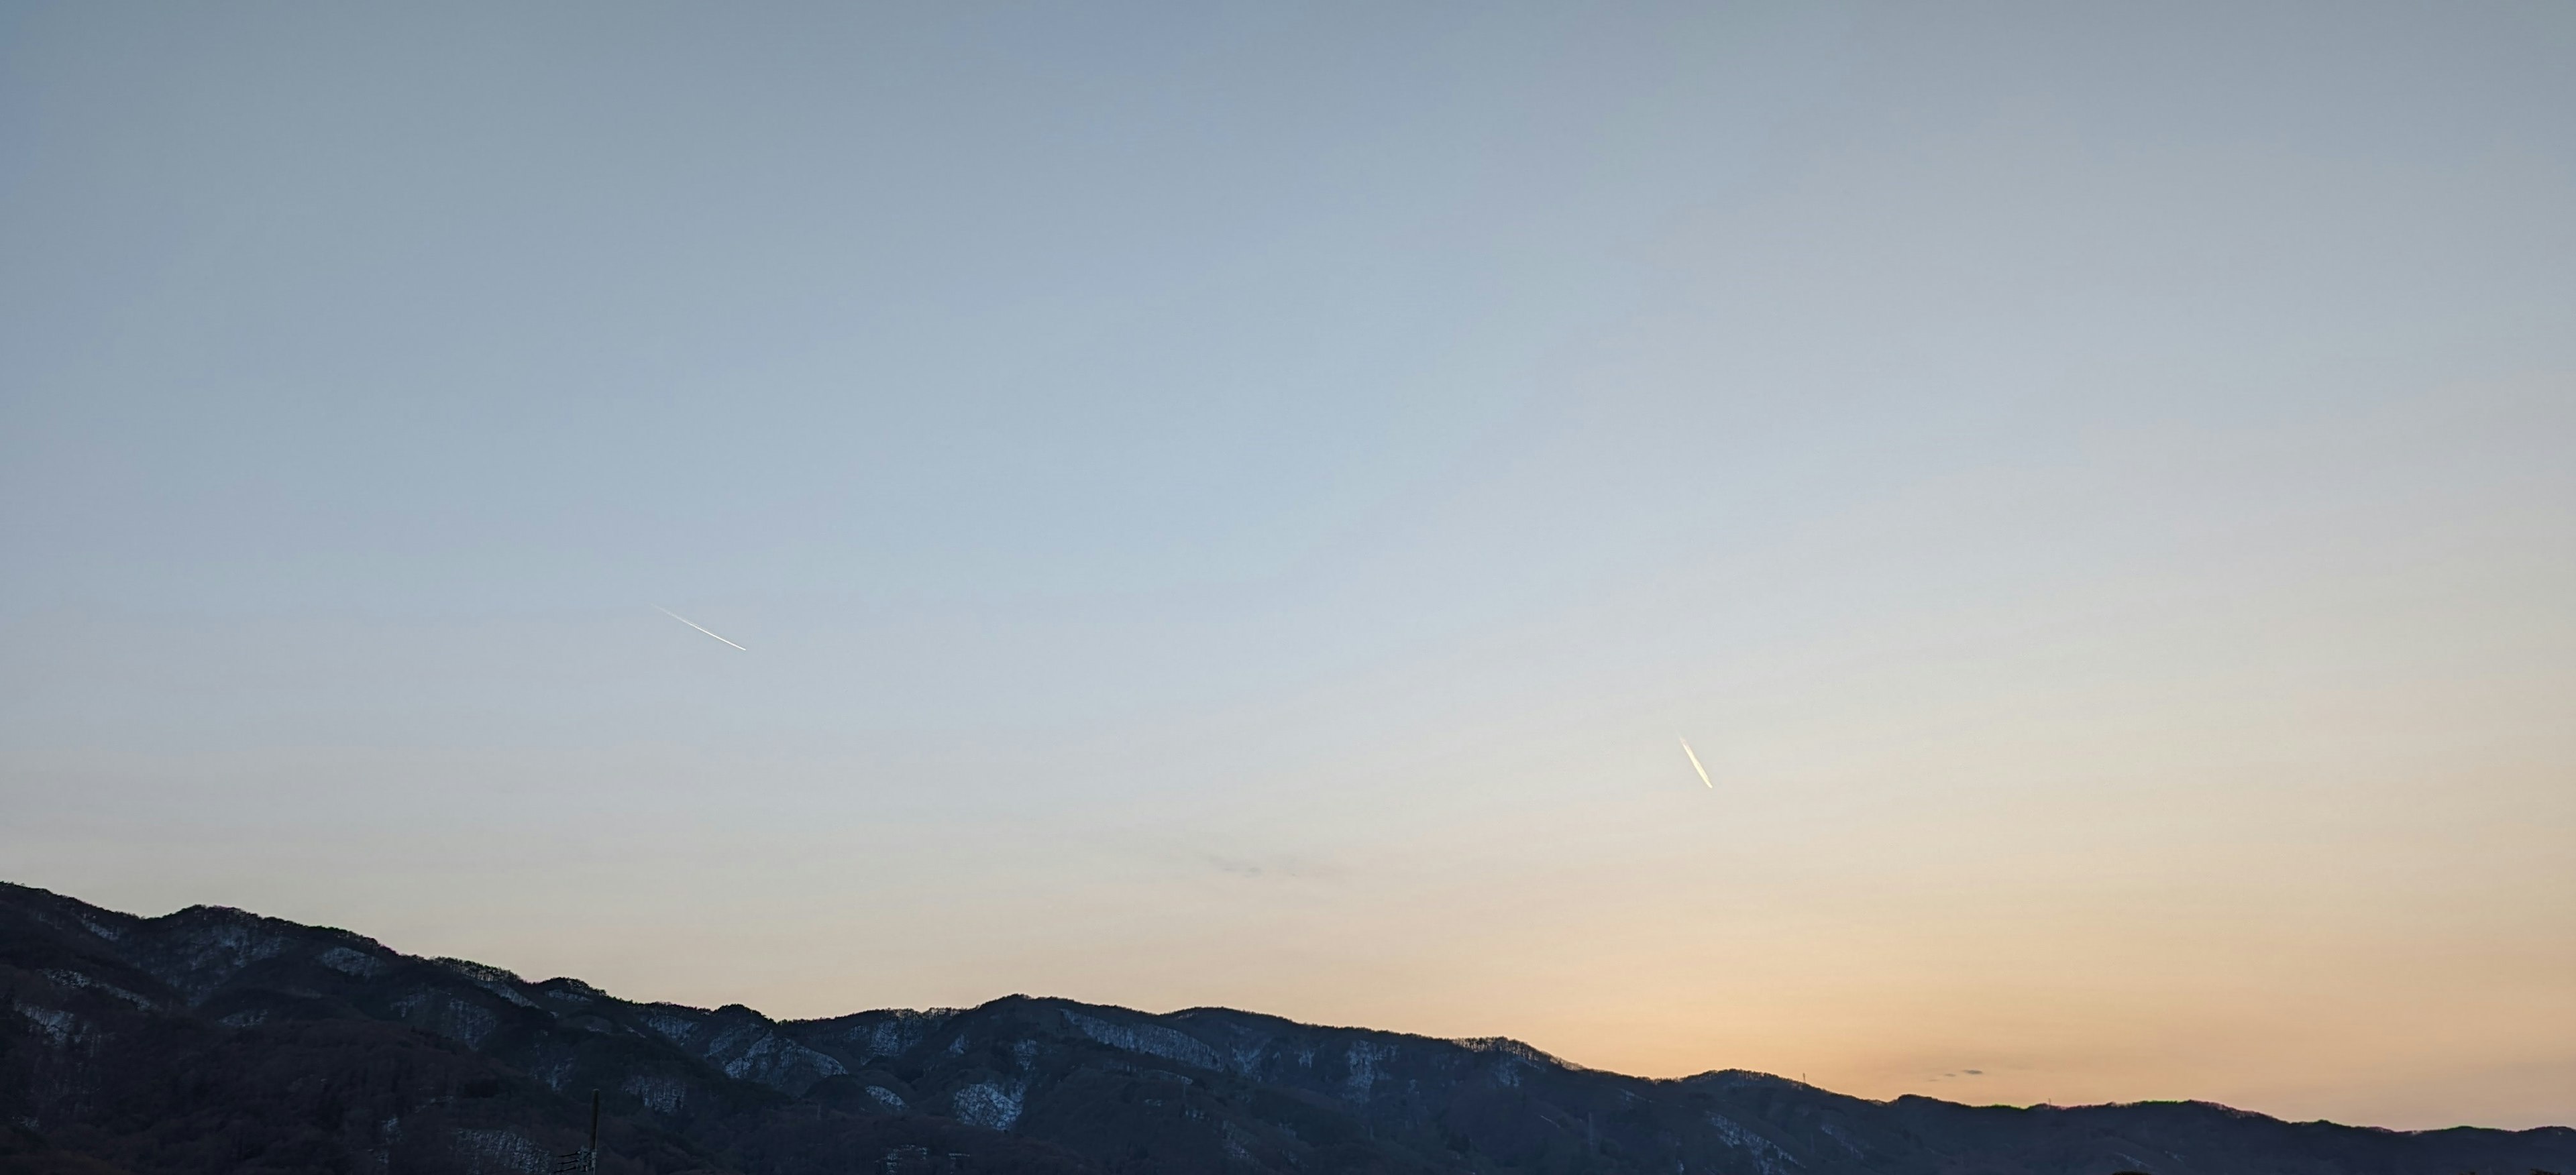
[1063,1010,1220,1071]
[432,959,538,1008]
[1454,1036,1572,1070]
[624,1073,689,1113]
[640,1009,700,1045]
[74,915,125,942]
[150,912,290,1001]
[317,947,388,978]
[830,1008,960,1061]
[15,1004,79,1046]
[716,1032,848,1091]
[951,1081,1025,1131]
[1342,1040,1398,1103]
[40,969,154,1009]
[1709,1112,1801,1175]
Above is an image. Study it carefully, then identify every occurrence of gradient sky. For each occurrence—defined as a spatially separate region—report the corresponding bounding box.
[4,0,2572,1132]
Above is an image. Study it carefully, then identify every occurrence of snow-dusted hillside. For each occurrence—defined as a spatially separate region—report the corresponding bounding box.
[4,882,2569,1175]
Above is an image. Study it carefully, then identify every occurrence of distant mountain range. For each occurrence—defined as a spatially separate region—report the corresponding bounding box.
[2,882,2566,1175]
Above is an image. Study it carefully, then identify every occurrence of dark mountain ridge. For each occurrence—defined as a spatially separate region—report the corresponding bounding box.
[3,881,2565,1175]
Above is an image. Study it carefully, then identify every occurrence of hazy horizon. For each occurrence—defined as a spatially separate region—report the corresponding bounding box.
[4,1,2571,1132]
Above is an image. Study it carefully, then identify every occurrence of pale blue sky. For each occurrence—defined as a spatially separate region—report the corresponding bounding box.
[4,1,2572,1129]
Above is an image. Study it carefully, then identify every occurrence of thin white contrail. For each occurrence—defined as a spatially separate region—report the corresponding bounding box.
[655,606,747,651]
[1678,736,1713,789]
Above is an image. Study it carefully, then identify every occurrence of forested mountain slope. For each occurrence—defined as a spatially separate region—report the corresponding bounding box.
[3,883,2567,1175]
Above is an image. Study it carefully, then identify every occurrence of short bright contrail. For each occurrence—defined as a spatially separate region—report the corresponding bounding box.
[655,606,747,651]
[1678,736,1713,789]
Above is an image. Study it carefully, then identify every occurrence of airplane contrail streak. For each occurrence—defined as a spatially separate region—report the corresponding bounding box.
[1678,736,1713,789]
[655,606,747,651]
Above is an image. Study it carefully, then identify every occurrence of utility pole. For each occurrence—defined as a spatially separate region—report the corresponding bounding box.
[549,1090,601,1174]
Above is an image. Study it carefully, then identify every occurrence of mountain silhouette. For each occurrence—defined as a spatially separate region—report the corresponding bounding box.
[3,881,2566,1175]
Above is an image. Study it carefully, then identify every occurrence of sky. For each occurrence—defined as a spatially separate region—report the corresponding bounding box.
[3,0,2572,1132]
